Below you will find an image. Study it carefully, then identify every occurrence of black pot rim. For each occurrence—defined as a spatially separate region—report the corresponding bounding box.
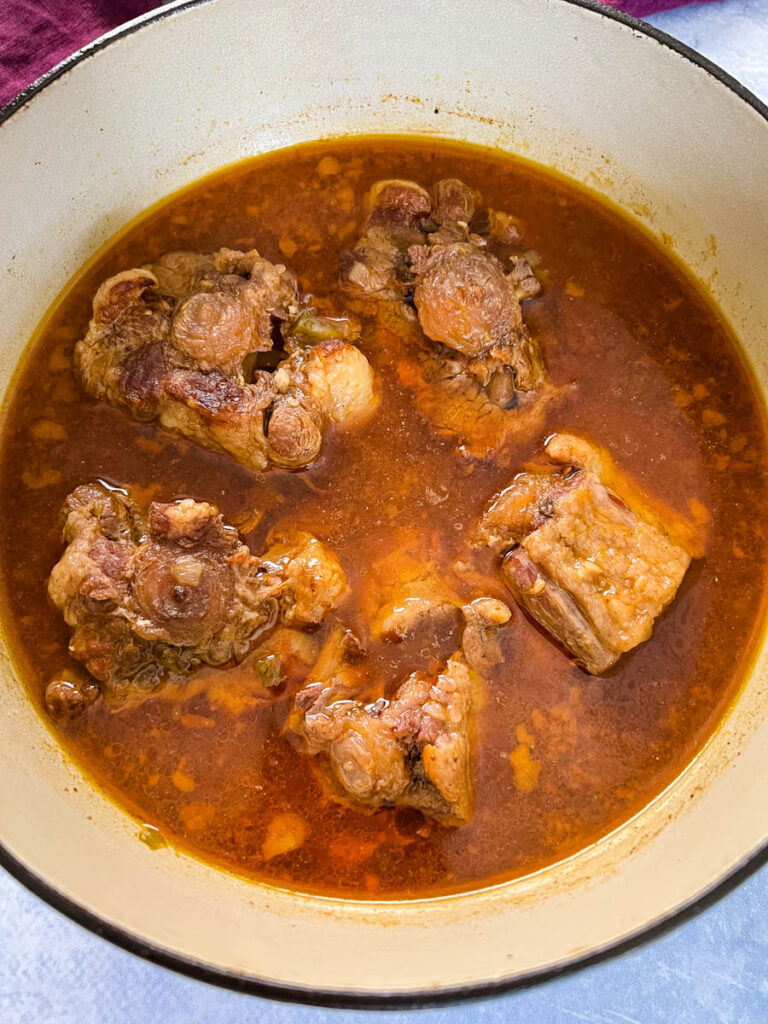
[1,0,767,1009]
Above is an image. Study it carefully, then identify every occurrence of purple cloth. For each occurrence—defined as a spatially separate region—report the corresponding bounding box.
[603,0,716,12]
[0,0,718,110]
[0,0,159,107]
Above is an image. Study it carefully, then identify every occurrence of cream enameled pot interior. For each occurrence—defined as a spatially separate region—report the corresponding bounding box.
[1,0,767,999]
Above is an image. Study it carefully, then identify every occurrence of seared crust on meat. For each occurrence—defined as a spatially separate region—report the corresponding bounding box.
[47,483,347,711]
[261,528,348,627]
[342,180,432,300]
[342,175,548,454]
[293,628,478,825]
[267,337,376,468]
[291,578,510,824]
[76,249,376,472]
[475,435,694,673]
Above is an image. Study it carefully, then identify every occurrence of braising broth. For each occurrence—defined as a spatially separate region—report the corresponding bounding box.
[1,137,766,897]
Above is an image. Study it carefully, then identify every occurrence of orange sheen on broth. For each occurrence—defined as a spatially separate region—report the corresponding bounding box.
[1,137,767,898]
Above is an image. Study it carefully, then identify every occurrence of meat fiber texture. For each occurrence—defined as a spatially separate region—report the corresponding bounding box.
[0,2,718,108]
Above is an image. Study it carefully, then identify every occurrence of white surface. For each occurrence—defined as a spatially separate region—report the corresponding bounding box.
[2,0,768,1020]
[651,0,768,99]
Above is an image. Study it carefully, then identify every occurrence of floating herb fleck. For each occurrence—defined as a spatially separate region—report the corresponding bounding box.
[138,824,167,850]
[254,655,282,688]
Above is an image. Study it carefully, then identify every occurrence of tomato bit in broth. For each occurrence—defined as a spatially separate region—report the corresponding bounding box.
[1,137,767,898]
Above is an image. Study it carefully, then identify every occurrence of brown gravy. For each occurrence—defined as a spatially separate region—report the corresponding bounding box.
[1,137,766,898]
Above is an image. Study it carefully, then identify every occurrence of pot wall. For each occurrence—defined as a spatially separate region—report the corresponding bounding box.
[0,0,766,999]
